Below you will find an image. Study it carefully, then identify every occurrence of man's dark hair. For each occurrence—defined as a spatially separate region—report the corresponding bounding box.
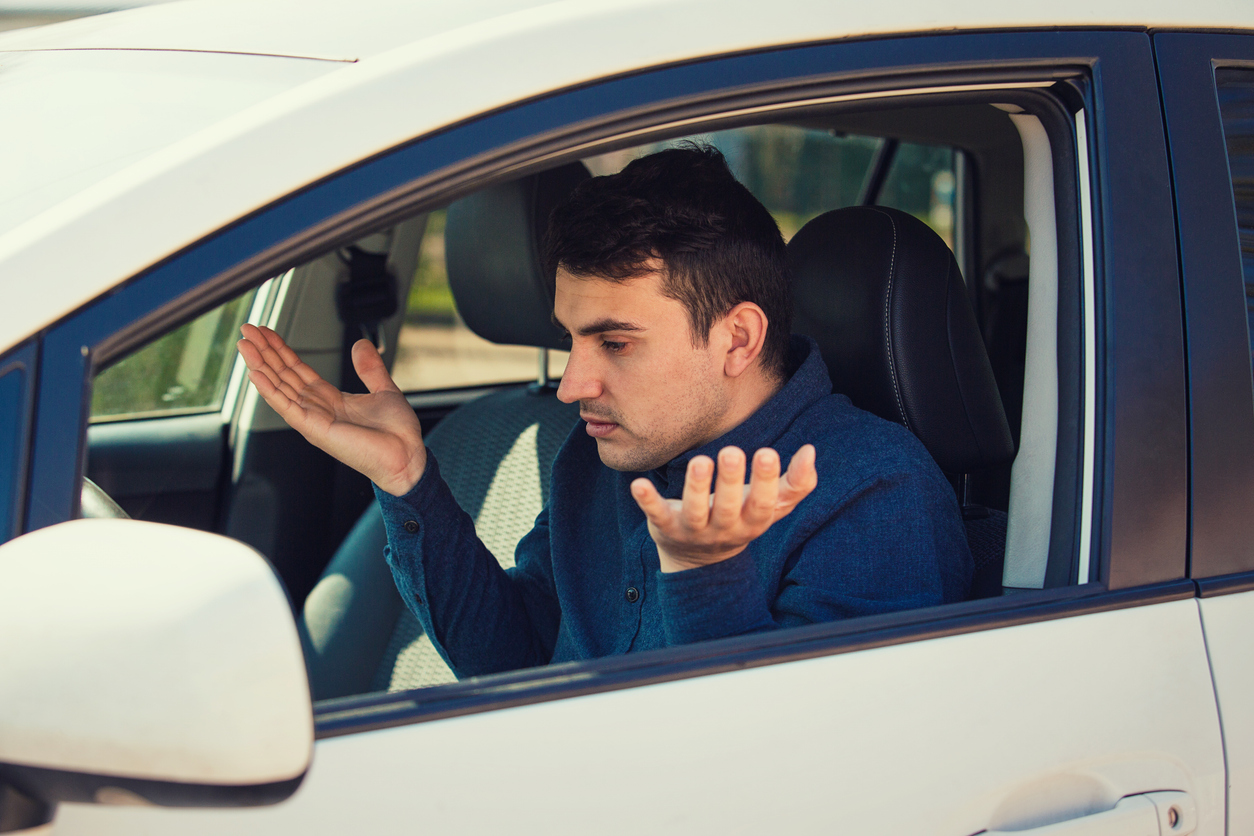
[545,145,792,380]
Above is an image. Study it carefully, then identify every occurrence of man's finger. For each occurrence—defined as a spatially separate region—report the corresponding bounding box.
[743,448,781,527]
[247,369,296,416]
[240,343,286,394]
[237,336,265,371]
[779,444,819,505]
[245,324,321,387]
[710,446,746,526]
[631,478,675,530]
[351,339,402,395]
[679,455,714,528]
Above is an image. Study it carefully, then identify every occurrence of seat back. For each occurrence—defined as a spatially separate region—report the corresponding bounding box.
[300,164,588,699]
[788,206,1015,596]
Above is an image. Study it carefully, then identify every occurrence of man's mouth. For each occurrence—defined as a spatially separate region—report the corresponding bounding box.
[581,413,619,438]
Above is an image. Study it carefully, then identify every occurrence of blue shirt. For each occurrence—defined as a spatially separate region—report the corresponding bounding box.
[376,337,972,678]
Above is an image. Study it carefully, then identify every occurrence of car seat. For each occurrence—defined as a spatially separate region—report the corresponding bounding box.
[299,163,587,700]
[788,206,1016,599]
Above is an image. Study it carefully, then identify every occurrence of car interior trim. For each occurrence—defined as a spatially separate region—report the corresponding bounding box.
[222,276,282,428]
[404,386,523,412]
[1002,112,1060,589]
[229,270,293,484]
[1075,108,1098,585]
[522,80,1059,167]
[313,579,1197,739]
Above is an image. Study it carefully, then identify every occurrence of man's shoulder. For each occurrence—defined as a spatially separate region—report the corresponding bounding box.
[784,393,947,490]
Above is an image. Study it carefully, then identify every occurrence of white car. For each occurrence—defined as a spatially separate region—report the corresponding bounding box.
[1,0,1252,833]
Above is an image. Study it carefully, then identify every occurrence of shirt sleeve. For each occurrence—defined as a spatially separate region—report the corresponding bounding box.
[375,453,562,678]
[656,466,972,645]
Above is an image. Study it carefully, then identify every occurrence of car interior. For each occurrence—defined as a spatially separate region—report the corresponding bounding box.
[83,87,1085,703]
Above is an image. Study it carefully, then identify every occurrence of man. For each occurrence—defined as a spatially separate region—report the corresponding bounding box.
[238,147,971,679]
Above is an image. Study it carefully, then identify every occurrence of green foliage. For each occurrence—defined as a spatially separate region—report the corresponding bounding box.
[91,291,256,420]
[406,209,456,324]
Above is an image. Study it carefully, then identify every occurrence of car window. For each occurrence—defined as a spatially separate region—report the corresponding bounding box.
[876,142,958,249]
[391,209,570,392]
[1215,68,1254,382]
[90,290,256,421]
[584,125,882,240]
[66,68,1085,723]
[391,127,958,396]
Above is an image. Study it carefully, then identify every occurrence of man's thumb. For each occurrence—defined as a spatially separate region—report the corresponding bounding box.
[351,339,400,394]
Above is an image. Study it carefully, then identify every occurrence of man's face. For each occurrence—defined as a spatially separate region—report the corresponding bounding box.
[554,266,731,472]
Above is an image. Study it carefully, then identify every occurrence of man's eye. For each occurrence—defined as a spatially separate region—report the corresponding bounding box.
[601,340,626,353]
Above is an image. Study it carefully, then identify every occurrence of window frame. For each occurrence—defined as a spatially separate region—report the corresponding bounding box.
[1154,33,1254,588]
[19,29,1186,734]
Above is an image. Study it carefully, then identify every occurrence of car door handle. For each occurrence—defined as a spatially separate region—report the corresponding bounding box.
[980,791,1195,836]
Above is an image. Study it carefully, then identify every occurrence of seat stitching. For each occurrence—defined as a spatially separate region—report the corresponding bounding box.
[872,207,909,432]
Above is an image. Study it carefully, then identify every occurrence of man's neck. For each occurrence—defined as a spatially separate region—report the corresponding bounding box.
[704,366,786,447]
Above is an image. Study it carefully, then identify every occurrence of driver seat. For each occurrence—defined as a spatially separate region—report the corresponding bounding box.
[299,163,587,700]
[788,206,1015,598]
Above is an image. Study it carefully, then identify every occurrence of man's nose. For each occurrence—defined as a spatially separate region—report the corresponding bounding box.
[555,347,601,404]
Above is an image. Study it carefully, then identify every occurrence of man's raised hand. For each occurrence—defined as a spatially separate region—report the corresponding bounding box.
[630,444,818,573]
[236,324,427,496]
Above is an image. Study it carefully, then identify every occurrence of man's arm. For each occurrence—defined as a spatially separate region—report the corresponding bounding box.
[652,459,972,645]
[375,461,561,677]
[237,325,561,675]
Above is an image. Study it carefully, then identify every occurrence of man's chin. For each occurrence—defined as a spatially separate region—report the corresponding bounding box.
[593,437,667,473]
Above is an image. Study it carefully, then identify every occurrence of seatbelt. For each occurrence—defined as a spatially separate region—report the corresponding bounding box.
[336,244,398,392]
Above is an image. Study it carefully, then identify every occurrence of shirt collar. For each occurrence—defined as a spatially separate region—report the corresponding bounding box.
[647,335,832,494]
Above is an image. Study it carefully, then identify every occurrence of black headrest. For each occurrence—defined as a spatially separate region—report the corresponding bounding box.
[789,206,1014,474]
[444,162,591,349]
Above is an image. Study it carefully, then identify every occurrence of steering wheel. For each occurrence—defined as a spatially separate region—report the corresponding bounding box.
[80,477,130,520]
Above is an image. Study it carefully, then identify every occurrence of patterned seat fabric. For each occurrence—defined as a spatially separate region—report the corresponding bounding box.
[299,386,578,699]
[371,387,578,692]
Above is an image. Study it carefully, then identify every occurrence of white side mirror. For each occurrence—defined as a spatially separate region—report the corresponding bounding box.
[0,519,312,825]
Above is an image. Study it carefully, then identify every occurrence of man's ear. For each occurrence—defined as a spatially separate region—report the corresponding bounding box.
[720,302,769,378]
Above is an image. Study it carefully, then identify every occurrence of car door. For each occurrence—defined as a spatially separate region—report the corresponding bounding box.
[16,27,1223,836]
[1155,31,1254,836]
[84,286,265,533]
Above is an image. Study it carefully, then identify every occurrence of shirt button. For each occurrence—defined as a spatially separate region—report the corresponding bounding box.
[625,587,640,603]
[403,519,419,533]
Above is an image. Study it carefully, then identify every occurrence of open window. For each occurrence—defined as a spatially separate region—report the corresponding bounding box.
[81,74,1092,712]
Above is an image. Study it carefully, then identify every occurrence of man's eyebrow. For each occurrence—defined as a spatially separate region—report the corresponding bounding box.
[550,314,645,337]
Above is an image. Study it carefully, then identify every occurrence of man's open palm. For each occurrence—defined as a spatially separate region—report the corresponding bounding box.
[237,324,427,496]
[631,444,818,573]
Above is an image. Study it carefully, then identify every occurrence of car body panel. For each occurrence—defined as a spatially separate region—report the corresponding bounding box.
[1,0,1253,353]
[1199,591,1254,834]
[51,599,1225,834]
[0,0,1245,830]
[17,30,1189,600]
[0,49,336,255]
[1154,32,1254,580]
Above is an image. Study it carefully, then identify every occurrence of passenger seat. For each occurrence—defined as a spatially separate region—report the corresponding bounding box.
[299,163,588,700]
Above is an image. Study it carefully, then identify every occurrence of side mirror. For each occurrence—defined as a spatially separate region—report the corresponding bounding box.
[0,520,312,828]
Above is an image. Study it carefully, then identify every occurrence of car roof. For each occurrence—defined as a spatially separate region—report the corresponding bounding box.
[0,0,1250,353]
